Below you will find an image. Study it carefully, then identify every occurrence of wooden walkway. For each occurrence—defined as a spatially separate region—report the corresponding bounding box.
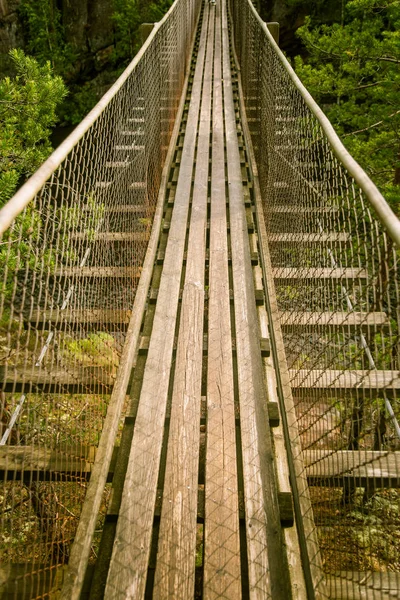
[62,3,397,599]
[2,2,399,600]
[90,2,296,599]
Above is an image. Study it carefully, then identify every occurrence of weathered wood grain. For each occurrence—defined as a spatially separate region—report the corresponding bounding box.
[257,305,307,597]
[54,267,141,278]
[231,8,326,599]
[268,233,350,243]
[28,309,132,328]
[70,232,149,242]
[270,206,338,214]
[326,571,400,600]
[279,311,389,330]
[221,1,291,597]
[272,267,369,280]
[0,445,98,481]
[304,450,400,487]
[0,366,115,394]
[82,205,146,213]
[203,3,241,597]
[104,7,210,599]
[153,5,213,598]
[290,369,400,391]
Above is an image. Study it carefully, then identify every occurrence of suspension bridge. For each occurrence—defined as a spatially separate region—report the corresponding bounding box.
[0,0,399,598]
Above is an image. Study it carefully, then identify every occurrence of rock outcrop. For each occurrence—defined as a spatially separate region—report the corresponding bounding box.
[0,0,24,73]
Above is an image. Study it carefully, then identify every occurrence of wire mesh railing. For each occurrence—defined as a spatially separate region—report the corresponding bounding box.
[0,0,201,595]
[231,0,400,598]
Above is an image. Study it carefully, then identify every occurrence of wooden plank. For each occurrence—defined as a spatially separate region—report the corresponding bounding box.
[272,267,369,280]
[327,571,400,600]
[156,248,259,265]
[70,232,149,242]
[268,233,350,243]
[105,161,132,168]
[162,221,255,234]
[108,486,292,523]
[270,205,338,214]
[0,564,95,599]
[0,445,97,481]
[153,5,212,597]
[236,26,328,600]
[130,181,147,189]
[140,334,265,358]
[221,2,291,598]
[0,366,114,393]
[149,286,264,305]
[279,311,389,330]
[104,8,211,599]
[95,181,147,189]
[257,303,307,595]
[234,29,327,600]
[304,450,400,487]
[28,309,131,328]
[203,3,241,597]
[54,267,141,278]
[119,130,145,136]
[0,564,69,600]
[81,205,147,213]
[114,145,145,151]
[60,3,202,593]
[289,369,400,391]
[0,447,293,525]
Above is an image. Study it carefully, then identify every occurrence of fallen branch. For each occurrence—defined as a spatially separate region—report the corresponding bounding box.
[343,109,400,136]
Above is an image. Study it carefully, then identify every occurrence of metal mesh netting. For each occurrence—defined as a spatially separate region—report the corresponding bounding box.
[0,0,200,595]
[231,0,400,598]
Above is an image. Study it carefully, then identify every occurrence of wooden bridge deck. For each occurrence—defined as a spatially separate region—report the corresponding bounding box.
[1,1,399,599]
[97,3,294,598]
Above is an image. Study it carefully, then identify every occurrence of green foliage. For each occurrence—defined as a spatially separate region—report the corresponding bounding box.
[61,83,99,125]
[0,191,103,302]
[18,0,75,74]
[113,0,143,59]
[347,489,400,565]
[65,332,119,367]
[0,204,46,300]
[144,0,174,21]
[294,0,400,213]
[0,48,67,205]
[112,0,174,61]
[59,192,106,241]
[0,49,104,304]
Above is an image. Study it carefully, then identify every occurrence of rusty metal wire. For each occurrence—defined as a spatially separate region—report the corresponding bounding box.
[231,0,400,598]
[0,0,200,595]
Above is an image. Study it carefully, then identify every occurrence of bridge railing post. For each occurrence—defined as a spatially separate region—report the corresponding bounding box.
[138,23,156,46]
[265,21,279,46]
